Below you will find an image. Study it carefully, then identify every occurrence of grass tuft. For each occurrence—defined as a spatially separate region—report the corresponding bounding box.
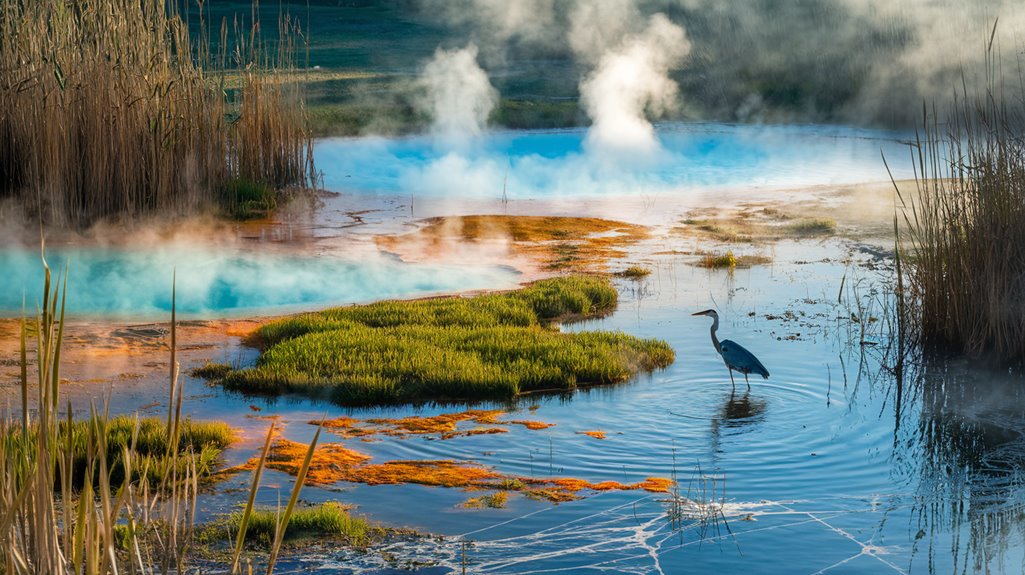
[699,251,738,269]
[788,218,836,236]
[222,276,674,405]
[221,502,380,547]
[615,265,652,279]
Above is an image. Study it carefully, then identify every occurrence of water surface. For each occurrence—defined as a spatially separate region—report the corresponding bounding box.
[315,123,916,199]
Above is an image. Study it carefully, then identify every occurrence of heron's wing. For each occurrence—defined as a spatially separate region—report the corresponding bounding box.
[719,339,770,378]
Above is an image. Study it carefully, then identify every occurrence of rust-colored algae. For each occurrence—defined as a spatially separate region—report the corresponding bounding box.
[578,430,607,440]
[314,409,552,440]
[507,420,555,430]
[265,439,372,486]
[355,460,501,486]
[229,409,668,503]
[233,433,673,503]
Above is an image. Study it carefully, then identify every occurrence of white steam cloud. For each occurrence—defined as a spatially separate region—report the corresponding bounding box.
[578,14,690,155]
[417,44,498,147]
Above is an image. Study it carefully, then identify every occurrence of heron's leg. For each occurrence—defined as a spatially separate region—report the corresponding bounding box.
[728,369,736,389]
[745,372,750,390]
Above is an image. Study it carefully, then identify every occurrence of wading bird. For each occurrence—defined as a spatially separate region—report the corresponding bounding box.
[692,309,769,389]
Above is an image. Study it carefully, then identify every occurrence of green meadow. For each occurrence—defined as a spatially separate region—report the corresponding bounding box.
[217,276,675,405]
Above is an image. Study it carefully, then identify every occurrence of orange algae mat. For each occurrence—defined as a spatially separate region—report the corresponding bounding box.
[250,438,671,502]
[316,409,555,440]
[226,409,671,503]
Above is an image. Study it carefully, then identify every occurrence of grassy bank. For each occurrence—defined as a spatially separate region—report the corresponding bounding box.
[0,0,315,226]
[217,276,674,405]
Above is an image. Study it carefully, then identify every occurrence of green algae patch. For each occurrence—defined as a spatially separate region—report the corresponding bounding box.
[221,276,674,405]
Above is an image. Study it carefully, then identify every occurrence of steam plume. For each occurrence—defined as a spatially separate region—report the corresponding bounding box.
[417,44,499,146]
[578,14,690,154]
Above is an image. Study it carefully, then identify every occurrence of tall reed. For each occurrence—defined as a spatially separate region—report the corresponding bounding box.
[894,52,1025,362]
[0,0,315,226]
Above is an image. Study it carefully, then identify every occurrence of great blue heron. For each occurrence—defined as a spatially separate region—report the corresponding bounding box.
[692,309,769,389]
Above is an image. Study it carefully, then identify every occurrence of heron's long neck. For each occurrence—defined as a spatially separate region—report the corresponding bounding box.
[710,315,722,354]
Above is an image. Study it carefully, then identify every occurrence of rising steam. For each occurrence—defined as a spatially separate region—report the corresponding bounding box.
[578,14,690,154]
[418,0,1025,128]
[417,44,498,147]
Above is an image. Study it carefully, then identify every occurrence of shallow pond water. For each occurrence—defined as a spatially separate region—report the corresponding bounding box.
[5,124,1023,573]
[141,240,1021,575]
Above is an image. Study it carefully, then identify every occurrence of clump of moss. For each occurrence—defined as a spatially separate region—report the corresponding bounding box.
[615,265,652,279]
[788,218,836,236]
[222,276,675,405]
[222,502,380,547]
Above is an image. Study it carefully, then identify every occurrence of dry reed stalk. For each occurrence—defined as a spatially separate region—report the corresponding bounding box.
[894,47,1025,362]
[0,0,315,226]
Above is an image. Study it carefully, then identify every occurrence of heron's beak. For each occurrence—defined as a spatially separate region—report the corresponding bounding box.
[690,311,705,316]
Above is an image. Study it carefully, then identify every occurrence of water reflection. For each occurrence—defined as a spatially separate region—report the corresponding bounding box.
[710,390,767,456]
[897,358,1025,573]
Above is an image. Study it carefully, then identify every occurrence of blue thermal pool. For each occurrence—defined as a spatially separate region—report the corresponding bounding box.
[0,246,518,318]
[314,122,915,198]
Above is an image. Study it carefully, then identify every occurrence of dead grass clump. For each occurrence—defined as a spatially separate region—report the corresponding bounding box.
[788,218,837,236]
[0,0,315,226]
[696,250,773,269]
[699,251,738,269]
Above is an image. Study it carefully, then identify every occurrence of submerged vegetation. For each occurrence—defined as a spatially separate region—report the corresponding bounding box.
[896,80,1025,362]
[0,0,315,226]
[217,276,673,404]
